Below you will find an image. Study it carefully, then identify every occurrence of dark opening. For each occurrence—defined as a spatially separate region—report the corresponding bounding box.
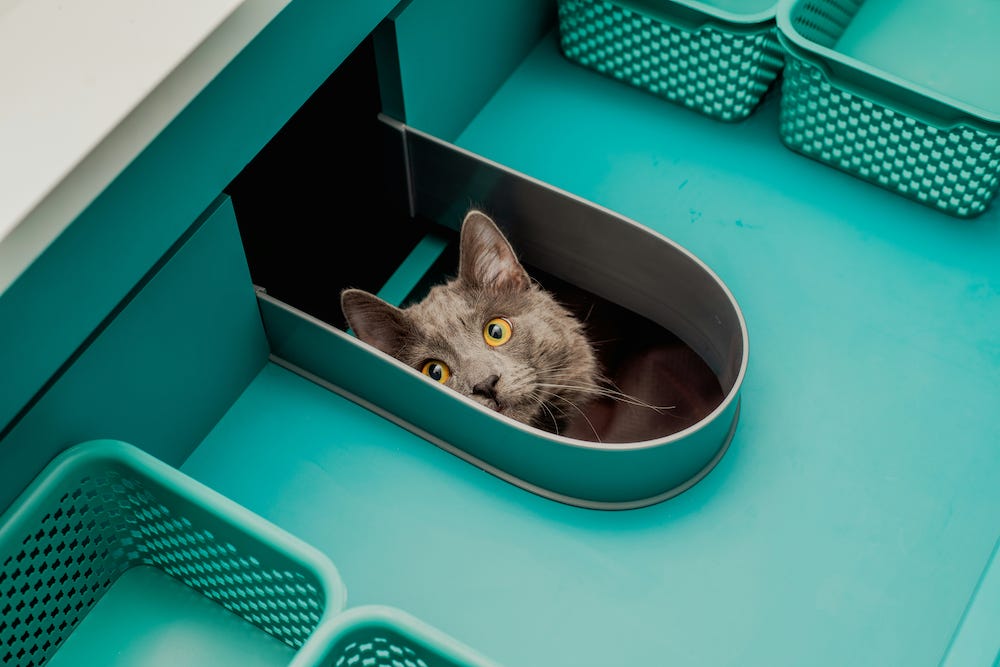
[225,34,430,330]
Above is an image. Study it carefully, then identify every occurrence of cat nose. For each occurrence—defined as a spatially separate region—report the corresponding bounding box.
[472,374,500,402]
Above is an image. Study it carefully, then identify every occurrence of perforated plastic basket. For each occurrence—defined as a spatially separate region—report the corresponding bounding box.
[289,605,502,667]
[776,0,1000,218]
[0,439,346,667]
[557,0,784,121]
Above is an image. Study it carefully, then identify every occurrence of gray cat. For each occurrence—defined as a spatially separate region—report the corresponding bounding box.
[340,209,603,435]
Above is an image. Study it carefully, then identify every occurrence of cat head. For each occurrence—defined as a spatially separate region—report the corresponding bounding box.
[340,209,599,433]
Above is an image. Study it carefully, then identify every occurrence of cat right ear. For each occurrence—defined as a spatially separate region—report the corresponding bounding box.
[340,289,410,357]
[458,209,531,292]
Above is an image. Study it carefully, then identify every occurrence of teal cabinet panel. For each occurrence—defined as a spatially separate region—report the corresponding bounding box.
[0,196,268,513]
[0,0,399,433]
[391,0,555,139]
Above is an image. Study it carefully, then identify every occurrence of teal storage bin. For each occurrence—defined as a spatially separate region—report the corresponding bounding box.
[0,440,346,667]
[557,0,784,121]
[776,0,1000,218]
[289,605,502,667]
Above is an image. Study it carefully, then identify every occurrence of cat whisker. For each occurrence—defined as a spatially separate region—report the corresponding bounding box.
[530,395,561,435]
[538,390,601,443]
[583,337,622,347]
[593,378,685,421]
[534,392,570,416]
[543,369,648,399]
[536,382,676,413]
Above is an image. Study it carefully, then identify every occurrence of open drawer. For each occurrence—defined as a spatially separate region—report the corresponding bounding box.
[236,114,748,509]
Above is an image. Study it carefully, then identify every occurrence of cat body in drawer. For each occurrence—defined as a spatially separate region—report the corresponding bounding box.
[341,209,719,443]
[341,209,601,436]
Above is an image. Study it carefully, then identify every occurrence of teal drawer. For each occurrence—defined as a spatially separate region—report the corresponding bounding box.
[246,120,747,509]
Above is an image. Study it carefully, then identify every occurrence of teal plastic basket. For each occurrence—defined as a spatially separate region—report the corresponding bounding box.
[776,0,1000,218]
[557,0,784,121]
[288,605,502,667]
[0,440,346,667]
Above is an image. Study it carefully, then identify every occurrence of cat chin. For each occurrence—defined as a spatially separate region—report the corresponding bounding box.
[469,394,502,413]
[468,395,532,423]
[465,395,560,432]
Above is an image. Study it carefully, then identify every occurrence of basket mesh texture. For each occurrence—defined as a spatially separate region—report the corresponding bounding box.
[330,634,437,667]
[557,0,784,121]
[779,57,1000,217]
[787,0,862,48]
[0,468,325,667]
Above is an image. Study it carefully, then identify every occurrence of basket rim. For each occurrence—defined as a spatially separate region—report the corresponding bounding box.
[0,439,348,622]
[589,0,778,28]
[289,604,504,667]
[658,0,777,24]
[775,0,1000,127]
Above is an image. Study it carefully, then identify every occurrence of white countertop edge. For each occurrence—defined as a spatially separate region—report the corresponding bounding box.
[0,0,292,295]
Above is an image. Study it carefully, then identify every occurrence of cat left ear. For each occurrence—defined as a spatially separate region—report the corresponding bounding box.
[458,209,530,292]
[340,288,411,357]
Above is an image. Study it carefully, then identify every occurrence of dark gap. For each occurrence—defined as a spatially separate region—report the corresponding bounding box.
[225,34,429,331]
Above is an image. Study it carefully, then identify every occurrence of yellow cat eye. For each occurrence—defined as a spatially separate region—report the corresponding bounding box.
[483,317,512,347]
[421,360,450,383]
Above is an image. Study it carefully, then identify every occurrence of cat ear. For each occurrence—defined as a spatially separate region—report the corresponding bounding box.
[340,288,411,357]
[458,210,531,292]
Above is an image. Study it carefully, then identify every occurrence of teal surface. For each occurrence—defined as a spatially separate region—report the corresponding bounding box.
[184,28,1000,667]
[0,197,268,511]
[47,566,295,667]
[0,0,399,435]
[392,0,554,139]
[375,230,451,307]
